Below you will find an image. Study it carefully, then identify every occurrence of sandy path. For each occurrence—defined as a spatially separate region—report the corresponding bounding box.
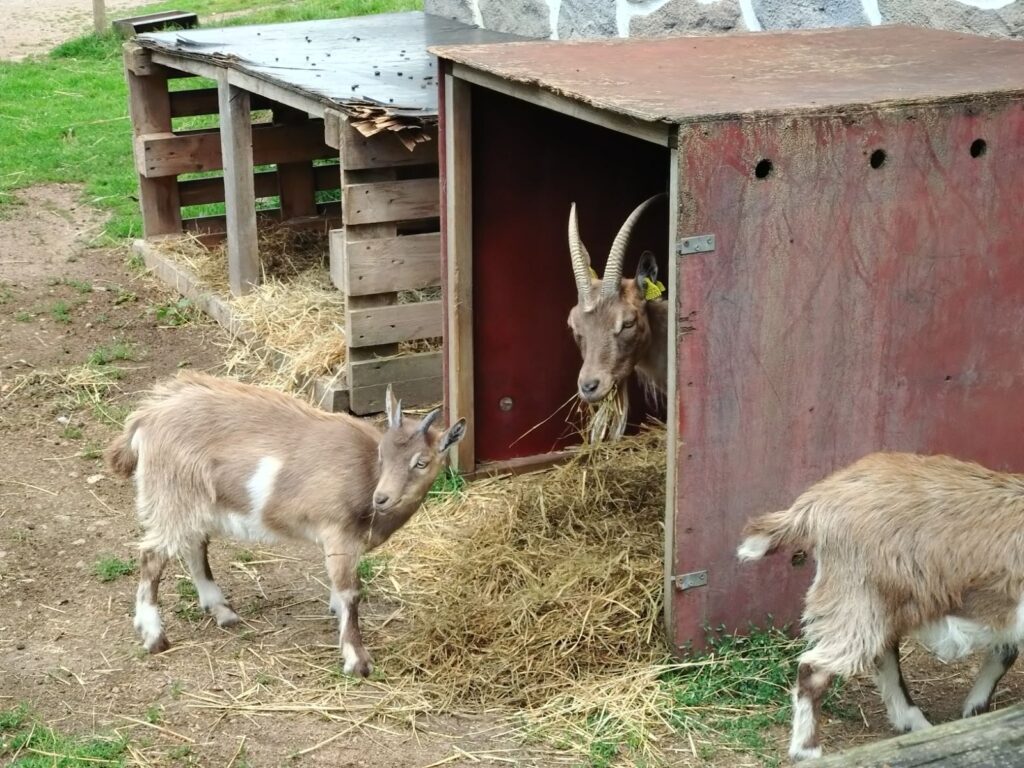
[0,0,158,60]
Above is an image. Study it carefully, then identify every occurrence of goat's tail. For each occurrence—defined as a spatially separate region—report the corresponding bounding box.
[105,418,140,479]
[736,506,810,561]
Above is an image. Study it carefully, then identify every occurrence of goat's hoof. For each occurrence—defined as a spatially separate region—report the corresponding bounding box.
[789,746,822,763]
[212,605,241,628]
[342,648,374,678]
[145,634,170,654]
[963,703,989,718]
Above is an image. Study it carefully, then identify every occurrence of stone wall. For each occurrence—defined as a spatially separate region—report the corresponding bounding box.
[426,0,1023,39]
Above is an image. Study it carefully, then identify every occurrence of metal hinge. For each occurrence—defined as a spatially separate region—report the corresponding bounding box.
[673,570,708,591]
[677,234,716,255]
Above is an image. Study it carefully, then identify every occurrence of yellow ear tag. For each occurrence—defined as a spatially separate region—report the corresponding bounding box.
[644,277,666,301]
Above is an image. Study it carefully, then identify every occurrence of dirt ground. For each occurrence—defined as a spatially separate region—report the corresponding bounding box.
[1,185,1022,766]
[0,0,157,60]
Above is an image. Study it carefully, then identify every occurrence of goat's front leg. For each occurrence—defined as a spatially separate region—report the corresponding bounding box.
[322,540,372,678]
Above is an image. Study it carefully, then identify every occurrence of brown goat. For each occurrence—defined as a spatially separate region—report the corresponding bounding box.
[737,452,1024,760]
[566,194,668,404]
[106,372,465,676]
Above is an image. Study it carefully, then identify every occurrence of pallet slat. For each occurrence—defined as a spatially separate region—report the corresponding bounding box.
[348,351,443,413]
[342,178,439,226]
[340,125,438,170]
[136,121,334,177]
[178,165,339,206]
[345,232,440,296]
[347,300,443,347]
[169,87,275,118]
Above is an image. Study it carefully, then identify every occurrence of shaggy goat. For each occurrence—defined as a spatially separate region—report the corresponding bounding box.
[106,372,466,677]
[566,193,667,403]
[737,452,1024,760]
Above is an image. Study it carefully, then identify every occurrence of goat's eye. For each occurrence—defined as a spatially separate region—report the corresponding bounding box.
[621,318,636,330]
[416,459,429,470]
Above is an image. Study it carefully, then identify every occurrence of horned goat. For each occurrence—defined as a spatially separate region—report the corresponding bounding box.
[566,193,668,404]
[737,451,1024,761]
[105,372,466,677]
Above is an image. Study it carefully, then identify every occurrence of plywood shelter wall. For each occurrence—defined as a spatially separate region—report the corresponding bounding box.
[669,98,1024,650]
[469,87,669,464]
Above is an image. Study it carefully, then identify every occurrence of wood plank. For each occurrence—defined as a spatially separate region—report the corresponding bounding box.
[124,45,181,237]
[182,202,342,238]
[339,118,438,170]
[178,165,338,207]
[808,705,1024,767]
[350,376,442,415]
[329,228,346,291]
[342,178,439,226]
[452,63,672,148]
[347,300,443,347]
[663,147,681,638]
[444,73,475,472]
[344,232,440,296]
[135,120,334,178]
[169,88,274,118]
[348,351,442,389]
[275,106,318,221]
[123,42,154,76]
[217,75,259,296]
[467,450,571,480]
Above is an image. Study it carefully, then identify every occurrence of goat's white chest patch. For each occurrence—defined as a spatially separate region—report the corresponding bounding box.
[247,456,282,517]
[214,456,283,543]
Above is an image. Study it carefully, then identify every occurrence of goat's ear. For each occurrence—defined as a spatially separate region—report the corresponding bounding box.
[439,418,467,453]
[385,384,402,429]
[635,251,658,301]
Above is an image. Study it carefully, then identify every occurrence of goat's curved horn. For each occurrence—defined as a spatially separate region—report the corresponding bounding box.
[418,408,441,435]
[601,193,665,297]
[568,203,594,307]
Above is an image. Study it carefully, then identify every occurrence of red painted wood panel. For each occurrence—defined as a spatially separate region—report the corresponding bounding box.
[469,87,669,463]
[671,99,1024,651]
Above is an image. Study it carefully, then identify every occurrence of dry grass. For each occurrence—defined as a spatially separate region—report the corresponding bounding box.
[149,231,442,394]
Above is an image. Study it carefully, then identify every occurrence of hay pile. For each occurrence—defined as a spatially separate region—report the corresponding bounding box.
[368,425,672,752]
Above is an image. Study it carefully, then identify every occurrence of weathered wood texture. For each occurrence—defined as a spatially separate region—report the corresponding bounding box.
[217,77,259,296]
[808,705,1024,767]
[334,116,444,414]
[672,98,1024,651]
[124,45,181,237]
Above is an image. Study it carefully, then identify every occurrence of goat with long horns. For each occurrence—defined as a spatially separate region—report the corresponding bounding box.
[566,193,668,404]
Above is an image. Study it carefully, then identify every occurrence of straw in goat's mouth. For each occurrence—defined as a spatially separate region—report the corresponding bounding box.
[586,384,630,444]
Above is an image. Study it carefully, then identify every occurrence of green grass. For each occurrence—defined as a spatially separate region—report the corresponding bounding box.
[175,579,202,621]
[0,0,422,240]
[87,341,135,366]
[427,466,465,501]
[61,425,83,440]
[151,298,194,326]
[50,300,71,324]
[15,311,32,322]
[0,704,128,767]
[94,556,136,582]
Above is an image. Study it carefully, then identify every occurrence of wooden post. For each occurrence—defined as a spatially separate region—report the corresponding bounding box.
[93,0,106,34]
[444,73,474,473]
[217,72,260,296]
[274,105,318,222]
[124,43,181,238]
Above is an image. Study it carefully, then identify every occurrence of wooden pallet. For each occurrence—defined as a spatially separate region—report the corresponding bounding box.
[324,110,442,414]
[123,42,443,414]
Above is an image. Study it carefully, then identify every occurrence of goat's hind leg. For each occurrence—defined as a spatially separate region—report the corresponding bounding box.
[135,548,170,653]
[182,537,240,628]
[963,643,1018,718]
[789,660,834,762]
[875,642,931,732]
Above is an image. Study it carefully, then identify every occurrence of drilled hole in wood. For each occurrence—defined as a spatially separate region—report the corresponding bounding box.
[970,138,987,158]
[870,149,887,169]
[754,159,773,179]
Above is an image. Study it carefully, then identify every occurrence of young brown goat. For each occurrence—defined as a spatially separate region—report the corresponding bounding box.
[106,372,465,676]
[737,452,1024,760]
[567,193,668,404]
